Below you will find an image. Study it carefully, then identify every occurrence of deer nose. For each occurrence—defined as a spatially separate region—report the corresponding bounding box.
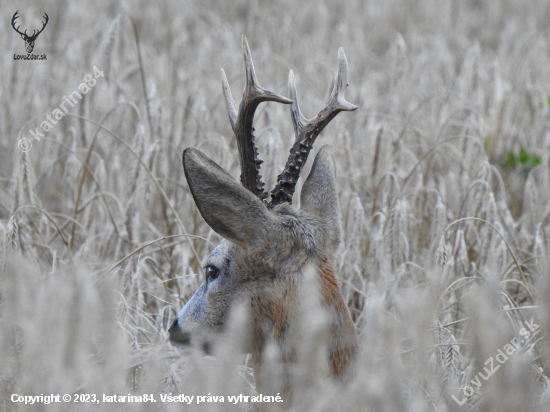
[168,319,191,346]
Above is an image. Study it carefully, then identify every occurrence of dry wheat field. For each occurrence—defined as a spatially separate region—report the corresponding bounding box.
[2,0,550,410]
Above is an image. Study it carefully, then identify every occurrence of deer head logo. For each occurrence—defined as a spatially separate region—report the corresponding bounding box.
[11,11,49,54]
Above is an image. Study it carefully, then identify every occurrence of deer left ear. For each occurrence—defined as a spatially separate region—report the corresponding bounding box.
[183,147,274,249]
[300,145,341,254]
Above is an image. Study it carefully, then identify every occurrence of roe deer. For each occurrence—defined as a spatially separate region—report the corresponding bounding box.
[169,36,358,400]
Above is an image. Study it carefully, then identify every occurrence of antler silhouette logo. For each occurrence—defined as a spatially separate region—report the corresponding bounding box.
[11,11,49,54]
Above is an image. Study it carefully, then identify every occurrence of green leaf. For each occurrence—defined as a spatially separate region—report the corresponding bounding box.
[503,152,517,169]
[519,148,531,165]
[483,137,490,152]
[499,148,540,171]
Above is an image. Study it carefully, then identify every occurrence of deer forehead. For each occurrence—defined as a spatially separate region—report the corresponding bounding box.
[206,242,230,268]
[206,215,320,273]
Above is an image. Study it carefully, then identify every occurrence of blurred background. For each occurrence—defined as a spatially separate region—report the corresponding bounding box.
[1,0,550,410]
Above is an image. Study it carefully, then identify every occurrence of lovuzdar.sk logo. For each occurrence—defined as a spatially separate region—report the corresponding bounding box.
[12,10,48,60]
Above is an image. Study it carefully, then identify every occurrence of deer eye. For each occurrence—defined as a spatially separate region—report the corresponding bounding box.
[205,265,219,281]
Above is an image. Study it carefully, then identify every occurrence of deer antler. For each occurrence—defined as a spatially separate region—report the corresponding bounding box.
[222,36,292,200]
[11,11,25,37]
[269,48,357,207]
[11,11,48,40]
[30,13,49,40]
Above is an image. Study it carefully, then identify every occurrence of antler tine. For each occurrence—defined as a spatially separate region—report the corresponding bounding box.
[269,48,357,207]
[221,35,292,200]
[29,13,49,39]
[221,68,238,127]
[11,11,24,36]
[37,13,49,35]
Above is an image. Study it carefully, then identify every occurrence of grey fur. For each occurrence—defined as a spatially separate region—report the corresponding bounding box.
[182,147,275,248]
[300,146,341,259]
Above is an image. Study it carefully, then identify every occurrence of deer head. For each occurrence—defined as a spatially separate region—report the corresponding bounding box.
[12,11,49,54]
[169,36,357,396]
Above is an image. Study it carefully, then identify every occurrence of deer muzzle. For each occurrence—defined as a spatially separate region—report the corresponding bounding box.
[168,319,191,346]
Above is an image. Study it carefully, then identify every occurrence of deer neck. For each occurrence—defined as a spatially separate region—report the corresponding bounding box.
[250,257,357,393]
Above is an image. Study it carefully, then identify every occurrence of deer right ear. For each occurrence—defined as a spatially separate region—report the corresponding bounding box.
[300,145,341,254]
[183,148,273,248]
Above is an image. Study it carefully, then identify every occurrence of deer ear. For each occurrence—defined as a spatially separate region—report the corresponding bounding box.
[300,145,341,253]
[183,148,273,248]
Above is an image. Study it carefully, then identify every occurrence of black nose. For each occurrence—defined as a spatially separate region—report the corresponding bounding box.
[168,319,191,345]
